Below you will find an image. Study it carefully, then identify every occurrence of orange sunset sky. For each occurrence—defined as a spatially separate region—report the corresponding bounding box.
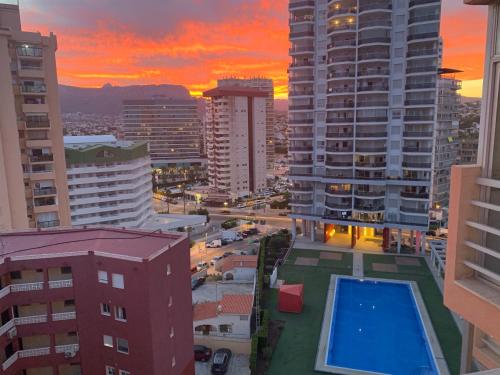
[18,0,488,99]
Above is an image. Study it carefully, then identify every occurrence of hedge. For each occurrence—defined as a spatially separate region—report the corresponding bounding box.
[250,333,258,373]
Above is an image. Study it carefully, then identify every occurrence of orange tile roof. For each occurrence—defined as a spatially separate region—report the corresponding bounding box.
[220,294,254,315]
[220,255,258,273]
[193,294,254,321]
[193,302,218,321]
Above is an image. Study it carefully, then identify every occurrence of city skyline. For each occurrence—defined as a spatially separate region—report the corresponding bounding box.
[15,0,487,98]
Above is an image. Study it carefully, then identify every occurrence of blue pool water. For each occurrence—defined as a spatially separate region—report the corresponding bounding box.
[326,278,439,375]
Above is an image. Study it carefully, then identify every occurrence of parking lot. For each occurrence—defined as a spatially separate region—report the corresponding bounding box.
[195,353,250,375]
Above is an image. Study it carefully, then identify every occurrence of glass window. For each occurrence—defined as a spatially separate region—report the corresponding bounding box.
[61,266,72,274]
[166,264,171,276]
[115,306,127,321]
[98,271,108,284]
[103,335,113,348]
[119,371,131,375]
[117,338,129,354]
[112,274,124,289]
[106,366,116,375]
[101,303,111,316]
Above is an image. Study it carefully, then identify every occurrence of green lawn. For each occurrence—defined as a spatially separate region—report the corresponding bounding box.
[264,249,353,375]
[264,250,461,375]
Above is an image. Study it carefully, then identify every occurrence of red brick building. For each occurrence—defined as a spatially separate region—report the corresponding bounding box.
[0,228,194,375]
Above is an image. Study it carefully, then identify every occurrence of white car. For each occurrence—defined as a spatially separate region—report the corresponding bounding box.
[206,240,221,248]
[196,262,208,271]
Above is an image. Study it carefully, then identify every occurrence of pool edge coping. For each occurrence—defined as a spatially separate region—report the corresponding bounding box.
[314,275,451,375]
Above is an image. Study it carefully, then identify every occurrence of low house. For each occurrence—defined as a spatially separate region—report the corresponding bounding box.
[193,294,254,354]
[219,255,258,281]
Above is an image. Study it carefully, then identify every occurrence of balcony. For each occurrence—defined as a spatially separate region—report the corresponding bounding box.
[325,188,352,196]
[327,7,357,18]
[289,118,314,124]
[37,220,60,228]
[289,46,314,54]
[328,24,357,34]
[405,82,436,90]
[289,91,314,97]
[26,119,50,129]
[354,204,385,212]
[357,101,389,107]
[326,117,354,124]
[327,87,355,94]
[49,279,73,288]
[33,187,57,196]
[29,154,54,163]
[327,40,356,49]
[289,159,313,166]
[358,52,390,61]
[16,45,43,57]
[289,133,314,139]
[325,161,352,167]
[357,85,389,92]
[354,190,385,197]
[406,65,438,74]
[355,161,386,168]
[289,146,313,152]
[356,117,388,123]
[402,162,432,169]
[356,132,387,138]
[325,147,353,153]
[290,75,315,82]
[52,311,76,321]
[290,31,314,39]
[358,37,391,45]
[403,131,433,138]
[401,191,429,199]
[402,147,432,153]
[355,146,386,153]
[325,201,352,210]
[326,132,353,138]
[405,99,436,106]
[407,49,438,58]
[408,14,440,24]
[409,0,439,7]
[407,32,439,41]
[404,115,435,122]
[328,55,356,64]
[359,3,392,13]
[20,84,47,94]
[358,69,390,77]
[400,206,428,214]
[289,0,315,9]
[358,20,391,29]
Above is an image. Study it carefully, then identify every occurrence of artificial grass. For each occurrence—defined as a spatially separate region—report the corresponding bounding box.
[264,250,461,375]
[265,249,352,375]
[364,254,462,375]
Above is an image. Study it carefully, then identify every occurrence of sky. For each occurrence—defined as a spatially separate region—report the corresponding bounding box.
[17,0,488,99]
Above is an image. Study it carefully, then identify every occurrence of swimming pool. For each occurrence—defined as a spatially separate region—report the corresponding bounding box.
[321,277,441,375]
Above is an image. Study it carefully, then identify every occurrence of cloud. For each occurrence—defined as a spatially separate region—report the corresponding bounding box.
[19,0,486,99]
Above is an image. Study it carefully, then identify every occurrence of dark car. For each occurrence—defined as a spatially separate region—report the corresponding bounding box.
[194,345,212,362]
[222,251,233,258]
[211,348,232,374]
[191,277,205,290]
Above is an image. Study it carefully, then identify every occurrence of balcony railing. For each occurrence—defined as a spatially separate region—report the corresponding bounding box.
[403,131,433,138]
[326,117,354,124]
[402,162,432,169]
[354,190,385,197]
[406,65,437,74]
[404,115,435,121]
[359,3,392,13]
[289,118,314,124]
[21,85,47,94]
[325,161,352,167]
[358,53,390,61]
[408,15,440,24]
[355,147,386,153]
[37,220,60,228]
[15,314,48,325]
[289,146,313,152]
[290,31,314,38]
[356,117,388,123]
[55,343,79,354]
[290,75,314,82]
[289,104,314,111]
[52,311,76,321]
[29,154,54,162]
[327,7,356,18]
[405,99,435,106]
[326,132,353,138]
[355,162,386,168]
[402,147,433,153]
[33,187,57,196]
[407,49,438,58]
[357,85,389,92]
[49,279,73,288]
[289,0,314,9]
[358,37,391,45]
[401,191,430,199]
[26,120,50,129]
[409,0,439,7]
[400,206,428,214]
[289,133,314,139]
[407,32,439,41]
[2,347,51,370]
[356,132,387,138]
[10,282,44,292]
[358,69,390,77]
[327,40,356,49]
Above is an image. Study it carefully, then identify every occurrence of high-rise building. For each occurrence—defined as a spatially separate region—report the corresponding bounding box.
[445,0,500,372]
[432,69,461,215]
[203,86,267,200]
[218,78,275,171]
[0,3,70,231]
[0,227,194,375]
[288,0,442,252]
[64,135,154,228]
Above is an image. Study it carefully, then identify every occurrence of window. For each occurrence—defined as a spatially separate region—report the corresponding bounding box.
[101,303,111,316]
[10,271,21,280]
[116,338,129,354]
[240,315,249,320]
[112,274,124,289]
[168,296,173,307]
[106,366,116,375]
[172,356,176,368]
[219,324,233,333]
[61,266,72,274]
[64,299,75,306]
[98,271,108,284]
[119,371,131,375]
[115,306,127,322]
[170,327,175,338]
[166,264,171,276]
[103,335,113,348]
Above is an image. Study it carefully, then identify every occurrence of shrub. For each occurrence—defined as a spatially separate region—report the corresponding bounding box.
[221,219,238,229]
[250,334,258,373]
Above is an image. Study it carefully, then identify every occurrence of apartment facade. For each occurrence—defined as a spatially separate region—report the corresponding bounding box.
[64,135,154,228]
[122,99,207,181]
[445,0,500,372]
[432,70,461,215]
[0,228,194,375]
[218,78,275,171]
[288,0,442,252]
[0,3,70,231]
[203,87,267,200]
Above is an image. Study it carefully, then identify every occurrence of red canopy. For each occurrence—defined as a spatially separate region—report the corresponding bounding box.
[278,284,304,313]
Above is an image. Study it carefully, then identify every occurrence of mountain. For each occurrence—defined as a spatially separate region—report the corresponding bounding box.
[58,83,192,115]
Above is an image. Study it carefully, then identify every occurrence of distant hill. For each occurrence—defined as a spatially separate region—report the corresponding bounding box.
[461,96,481,104]
[59,83,192,115]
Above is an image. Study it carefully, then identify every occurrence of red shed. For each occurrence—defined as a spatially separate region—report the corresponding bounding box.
[278,284,304,313]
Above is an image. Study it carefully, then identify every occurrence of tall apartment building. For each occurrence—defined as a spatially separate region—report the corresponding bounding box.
[203,86,267,200]
[288,0,442,252]
[0,227,194,375]
[432,69,461,214]
[458,128,479,165]
[122,99,206,177]
[64,135,154,228]
[218,78,275,171]
[445,0,500,371]
[0,3,70,231]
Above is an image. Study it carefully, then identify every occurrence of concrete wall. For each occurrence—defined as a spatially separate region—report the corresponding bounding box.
[193,335,251,355]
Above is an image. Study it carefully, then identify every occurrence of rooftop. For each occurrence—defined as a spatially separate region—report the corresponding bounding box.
[64,135,117,145]
[220,255,258,273]
[193,294,254,321]
[203,86,268,98]
[192,281,254,304]
[0,228,185,262]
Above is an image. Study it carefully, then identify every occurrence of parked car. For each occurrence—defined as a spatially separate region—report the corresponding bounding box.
[210,256,223,266]
[191,277,205,290]
[190,266,198,274]
[196,261,208,271]
[206,239,222,248]
[222,251,233,258]
[194,345,212,362]
[211,348,232,374]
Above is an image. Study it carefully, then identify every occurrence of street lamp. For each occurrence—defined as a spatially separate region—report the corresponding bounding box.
[178,184,186,214]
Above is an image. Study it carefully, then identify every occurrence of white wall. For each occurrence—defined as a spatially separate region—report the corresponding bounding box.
[223,267,256,282]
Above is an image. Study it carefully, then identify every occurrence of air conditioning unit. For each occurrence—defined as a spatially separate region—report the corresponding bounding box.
[7,327,17,339]
[64,350,76,358]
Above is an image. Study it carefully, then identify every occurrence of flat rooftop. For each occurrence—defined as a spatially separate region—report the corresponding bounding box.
[0,228,185,262]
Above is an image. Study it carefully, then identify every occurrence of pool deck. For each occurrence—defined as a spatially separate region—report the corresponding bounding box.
[315,275,450,375]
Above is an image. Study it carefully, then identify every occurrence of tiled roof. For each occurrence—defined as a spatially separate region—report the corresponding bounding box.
[193,294,253,321]
[193,302,218,321]
[220,255,258,274]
